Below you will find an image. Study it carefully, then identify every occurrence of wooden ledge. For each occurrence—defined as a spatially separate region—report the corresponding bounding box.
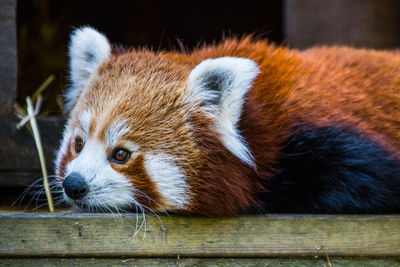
[1,258,399,266]
[0,213,399,258]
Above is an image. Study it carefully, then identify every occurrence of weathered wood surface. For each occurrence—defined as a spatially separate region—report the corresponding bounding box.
[285,0,399,49]
[0,258,399,267]
[0,213,399,258]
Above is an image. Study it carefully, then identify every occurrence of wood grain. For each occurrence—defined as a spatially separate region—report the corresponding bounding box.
[0,258,399,267]
[0,213,399,258]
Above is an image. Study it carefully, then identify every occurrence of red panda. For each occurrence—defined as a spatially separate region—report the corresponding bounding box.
[56,26,400,216]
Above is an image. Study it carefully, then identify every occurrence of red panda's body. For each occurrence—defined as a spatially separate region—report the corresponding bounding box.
[169,39,400,158]
[164,39,400,215]
[56,27,400,216]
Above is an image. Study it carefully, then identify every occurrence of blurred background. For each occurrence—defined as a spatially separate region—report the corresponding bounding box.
[17,0,400,114]
[18,0,283,114]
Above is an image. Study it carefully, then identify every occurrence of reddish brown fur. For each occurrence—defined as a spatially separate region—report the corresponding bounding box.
[57,140,72,178]
[165,38,400,215]
[57,140,78,179]
[62,36,400,216]
[70,52,204,211]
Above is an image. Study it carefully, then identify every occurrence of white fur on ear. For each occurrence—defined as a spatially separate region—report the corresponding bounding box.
[66,26,111,111]
[188,57,260,167]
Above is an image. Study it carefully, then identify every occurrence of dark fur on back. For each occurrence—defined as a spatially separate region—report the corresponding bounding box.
[253,126,400,214]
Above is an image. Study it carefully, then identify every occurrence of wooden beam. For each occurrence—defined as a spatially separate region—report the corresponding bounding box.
[0,258,398,266]
[0,213,399,258]
[0,0,17,116]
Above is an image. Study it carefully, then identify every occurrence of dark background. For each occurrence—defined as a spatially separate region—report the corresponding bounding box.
[17,0,283,113]
[17,0,400,114]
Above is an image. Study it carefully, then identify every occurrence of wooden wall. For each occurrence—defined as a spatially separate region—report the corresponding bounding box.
[285,0,400,49]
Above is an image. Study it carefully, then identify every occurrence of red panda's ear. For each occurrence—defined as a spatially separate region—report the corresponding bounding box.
[188,57,260,167]
[66,26,111,112]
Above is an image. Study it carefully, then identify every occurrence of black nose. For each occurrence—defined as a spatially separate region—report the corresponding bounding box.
[62,173,89,200]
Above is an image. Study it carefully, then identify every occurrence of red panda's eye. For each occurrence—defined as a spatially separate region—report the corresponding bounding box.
[112,149,130,164]
[75,137,84,153]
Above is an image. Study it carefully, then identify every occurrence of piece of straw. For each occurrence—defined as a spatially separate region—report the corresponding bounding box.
[15,74,54,130]
[31,74,55,104]
[26,96,54,212]
[16,95,43,130]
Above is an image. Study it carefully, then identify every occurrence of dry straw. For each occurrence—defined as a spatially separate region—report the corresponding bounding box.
[15,75,55,212]
[26,96,54,212]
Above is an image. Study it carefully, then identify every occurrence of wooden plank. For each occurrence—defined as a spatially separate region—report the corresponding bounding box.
[0,258,399,267]
[0,214,399,258]
[0,0,17,116]
[285,0,399,49]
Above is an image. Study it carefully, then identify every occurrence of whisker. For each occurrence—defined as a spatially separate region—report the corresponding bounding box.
[134,189,169,216]
[24,187,44,211]
[112,206,124,224]
[35,187,47,210]
[134,203,139,240]
[12,174,64,209]
[11,177,45,207]
[52,198,66,205]
[136,203,147,240]
[139,204,166,241]
[32,201,54,210]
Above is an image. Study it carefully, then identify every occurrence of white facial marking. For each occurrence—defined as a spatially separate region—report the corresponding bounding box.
[188,57,260,168]
[65,140,134,211]
[144,153,190,210]
[123,141,140,153]
[78,110,91,137]
[106,121,130,147]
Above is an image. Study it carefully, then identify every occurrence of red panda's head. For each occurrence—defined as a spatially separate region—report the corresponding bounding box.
[56,27,261,215]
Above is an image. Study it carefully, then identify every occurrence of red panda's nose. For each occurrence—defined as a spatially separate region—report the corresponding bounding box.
[63,173,89,200]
